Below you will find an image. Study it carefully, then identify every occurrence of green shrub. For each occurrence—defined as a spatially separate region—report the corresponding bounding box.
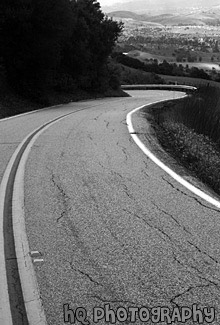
[156,121,220,194]
[151,86,220,195]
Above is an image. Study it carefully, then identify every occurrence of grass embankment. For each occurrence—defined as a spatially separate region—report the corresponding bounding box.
[0,61,164,119]
[150,86,220,195]
[160,75,220,88]
[0,71,128,119]
[118,64,164,85]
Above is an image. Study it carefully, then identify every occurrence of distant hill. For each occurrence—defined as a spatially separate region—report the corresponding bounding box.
[103,0,220,15]
[153,11,220,26]
[126,50,166,63]
[108,11,164,27]
[108,10,220,26]
[107,11,149,21]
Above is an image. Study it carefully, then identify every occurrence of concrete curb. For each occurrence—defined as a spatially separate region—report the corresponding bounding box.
[0,107,92,324]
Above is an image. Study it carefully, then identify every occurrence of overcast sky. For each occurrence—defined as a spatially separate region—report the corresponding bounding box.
[98,0,128,7]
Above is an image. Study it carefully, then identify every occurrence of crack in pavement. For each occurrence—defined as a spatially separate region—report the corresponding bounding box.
[69,262,103,287]
[123,208,174,243]
[129,136,134,145]
[90,295,137,306]
[111,170,142,195]
[123,207,220,276]
[120,118,127,126]
[98,161,106,169]
[141,161,150,177]
[111,170,143,189]
[162,176,220,213]
[124,199,219,270]
[170,283,212,307]
[186,240,220,265]
[172,252,220,288]
[143,160,149,169]
[51,172,71,222]
[160,176,220,265]
[151,201,192,235]
[94,112,103,121]
[151,200,220,265]
[121,183,134,199]
[111,170,123,179]
[141,170,149,178]
[116,141,129,162]
[87,134,98,146]
[104,120,110,129]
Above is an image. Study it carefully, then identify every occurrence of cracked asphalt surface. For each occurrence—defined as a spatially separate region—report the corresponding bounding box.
[1,90,219,324]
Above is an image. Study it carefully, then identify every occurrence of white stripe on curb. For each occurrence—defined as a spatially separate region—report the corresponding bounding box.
[0,108,92,324]
[126,97,220,210]
[0,164,14,325]
[12,110,92,324]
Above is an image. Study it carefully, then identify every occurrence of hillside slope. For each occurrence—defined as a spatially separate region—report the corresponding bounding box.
[108,10,220,25]
[104,0,220,14]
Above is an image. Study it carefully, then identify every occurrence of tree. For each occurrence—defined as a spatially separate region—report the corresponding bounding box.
[1,0,34,90]
[1,0,123,97]
[1,0,74,96]
[214,41,219,53]
[159,60,173,75]
[189,67,210,80]
[63,0,123,91]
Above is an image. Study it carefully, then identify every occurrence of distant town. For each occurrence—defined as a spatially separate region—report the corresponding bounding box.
[110,12,220,80]
[120,21,219,54]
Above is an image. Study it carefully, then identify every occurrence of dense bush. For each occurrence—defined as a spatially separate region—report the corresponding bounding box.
[113,53,210,80]
[119,66,164,85]
[151,86,220,195]
[156,121,220,194]
[179,86,220,145]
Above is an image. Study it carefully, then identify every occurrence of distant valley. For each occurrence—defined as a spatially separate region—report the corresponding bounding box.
[108,2,220,81]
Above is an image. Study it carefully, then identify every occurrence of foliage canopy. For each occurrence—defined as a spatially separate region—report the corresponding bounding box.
[0,0,123,98]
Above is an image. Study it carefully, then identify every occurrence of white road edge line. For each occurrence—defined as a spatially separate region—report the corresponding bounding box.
[126,96,220,210]
[0,111,83,325]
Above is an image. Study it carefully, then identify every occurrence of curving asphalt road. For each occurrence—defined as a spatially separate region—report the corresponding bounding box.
[1,90,220,324]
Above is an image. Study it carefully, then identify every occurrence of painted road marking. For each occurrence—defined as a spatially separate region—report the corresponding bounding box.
[127,96,220,210]
[0,105,101,324]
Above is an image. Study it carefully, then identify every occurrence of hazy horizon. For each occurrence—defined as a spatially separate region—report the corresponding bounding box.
[98,0,129,7]
[98,0,220,11]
